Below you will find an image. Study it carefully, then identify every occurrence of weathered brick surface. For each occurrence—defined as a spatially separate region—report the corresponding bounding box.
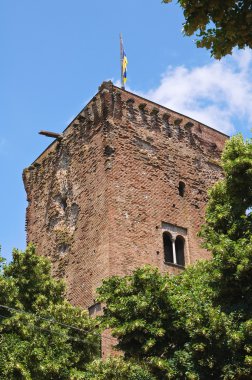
[23,81,227,312]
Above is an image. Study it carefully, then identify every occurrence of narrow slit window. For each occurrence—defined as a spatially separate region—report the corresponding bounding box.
[178,181,185,197]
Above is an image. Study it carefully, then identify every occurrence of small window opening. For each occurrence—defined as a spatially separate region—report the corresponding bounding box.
[175,236,185,266]
[178,181,185,197]
[163,232,173,263]
[62,199,67,210]
[88,302,102,317]
[60,195,67,211]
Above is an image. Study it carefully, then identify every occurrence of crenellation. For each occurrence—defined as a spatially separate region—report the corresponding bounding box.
[126,98,136,121]
[174,117,183,126]
[91,96,100,123]
[86,105,95,123]
[112,90,123,120]
[184,121,194,129]
[99,89,113,120]
[78,113,85,123]
[150,107,161,130]
[138,103,148,125]
[162,113,172,137]
[72,119,80,130]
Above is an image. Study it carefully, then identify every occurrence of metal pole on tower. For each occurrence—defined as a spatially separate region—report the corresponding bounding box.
[120,33,125,90]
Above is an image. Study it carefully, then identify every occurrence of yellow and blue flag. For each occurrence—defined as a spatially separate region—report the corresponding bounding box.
[120,34,128,88]
[122,49,128,85]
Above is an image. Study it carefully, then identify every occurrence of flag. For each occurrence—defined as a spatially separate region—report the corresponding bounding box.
[120,34,128,88]
[122,49,128,85]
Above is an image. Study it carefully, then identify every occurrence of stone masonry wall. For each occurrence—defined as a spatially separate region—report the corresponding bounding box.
[23,81,227,312]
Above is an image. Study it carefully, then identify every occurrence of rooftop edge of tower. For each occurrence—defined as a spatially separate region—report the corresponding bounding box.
[25,80,229,167]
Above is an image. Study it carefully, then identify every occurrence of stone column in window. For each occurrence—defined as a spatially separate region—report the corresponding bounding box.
[172,237,177,264]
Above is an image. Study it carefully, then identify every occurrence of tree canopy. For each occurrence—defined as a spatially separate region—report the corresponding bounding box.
[1,135,251,379]
[0,245,100,380]
[163,0,252,58]
[83,357,156,380]
[98,134,252,379]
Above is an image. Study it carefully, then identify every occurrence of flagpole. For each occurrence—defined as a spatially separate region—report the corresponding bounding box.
[120,33,125,90]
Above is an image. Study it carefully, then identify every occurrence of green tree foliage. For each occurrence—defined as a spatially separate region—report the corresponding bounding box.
[83,357,155,380]
[0,245,100,380]
[163,0,252,58]
[98,135,252,379]
[200,134,252,311]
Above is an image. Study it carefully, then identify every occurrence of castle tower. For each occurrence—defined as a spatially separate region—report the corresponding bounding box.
[23,81,227,312]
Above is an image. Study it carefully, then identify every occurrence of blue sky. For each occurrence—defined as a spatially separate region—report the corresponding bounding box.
[1,0,252,262]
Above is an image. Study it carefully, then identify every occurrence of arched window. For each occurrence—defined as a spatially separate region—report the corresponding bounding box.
[162,222,187,268]
[175,236,185,266]
[163,232,173,263]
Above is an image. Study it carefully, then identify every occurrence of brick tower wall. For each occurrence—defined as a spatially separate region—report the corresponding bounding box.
[23,88,114,308]
[104,86,227,277]
[23,81,227,310]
